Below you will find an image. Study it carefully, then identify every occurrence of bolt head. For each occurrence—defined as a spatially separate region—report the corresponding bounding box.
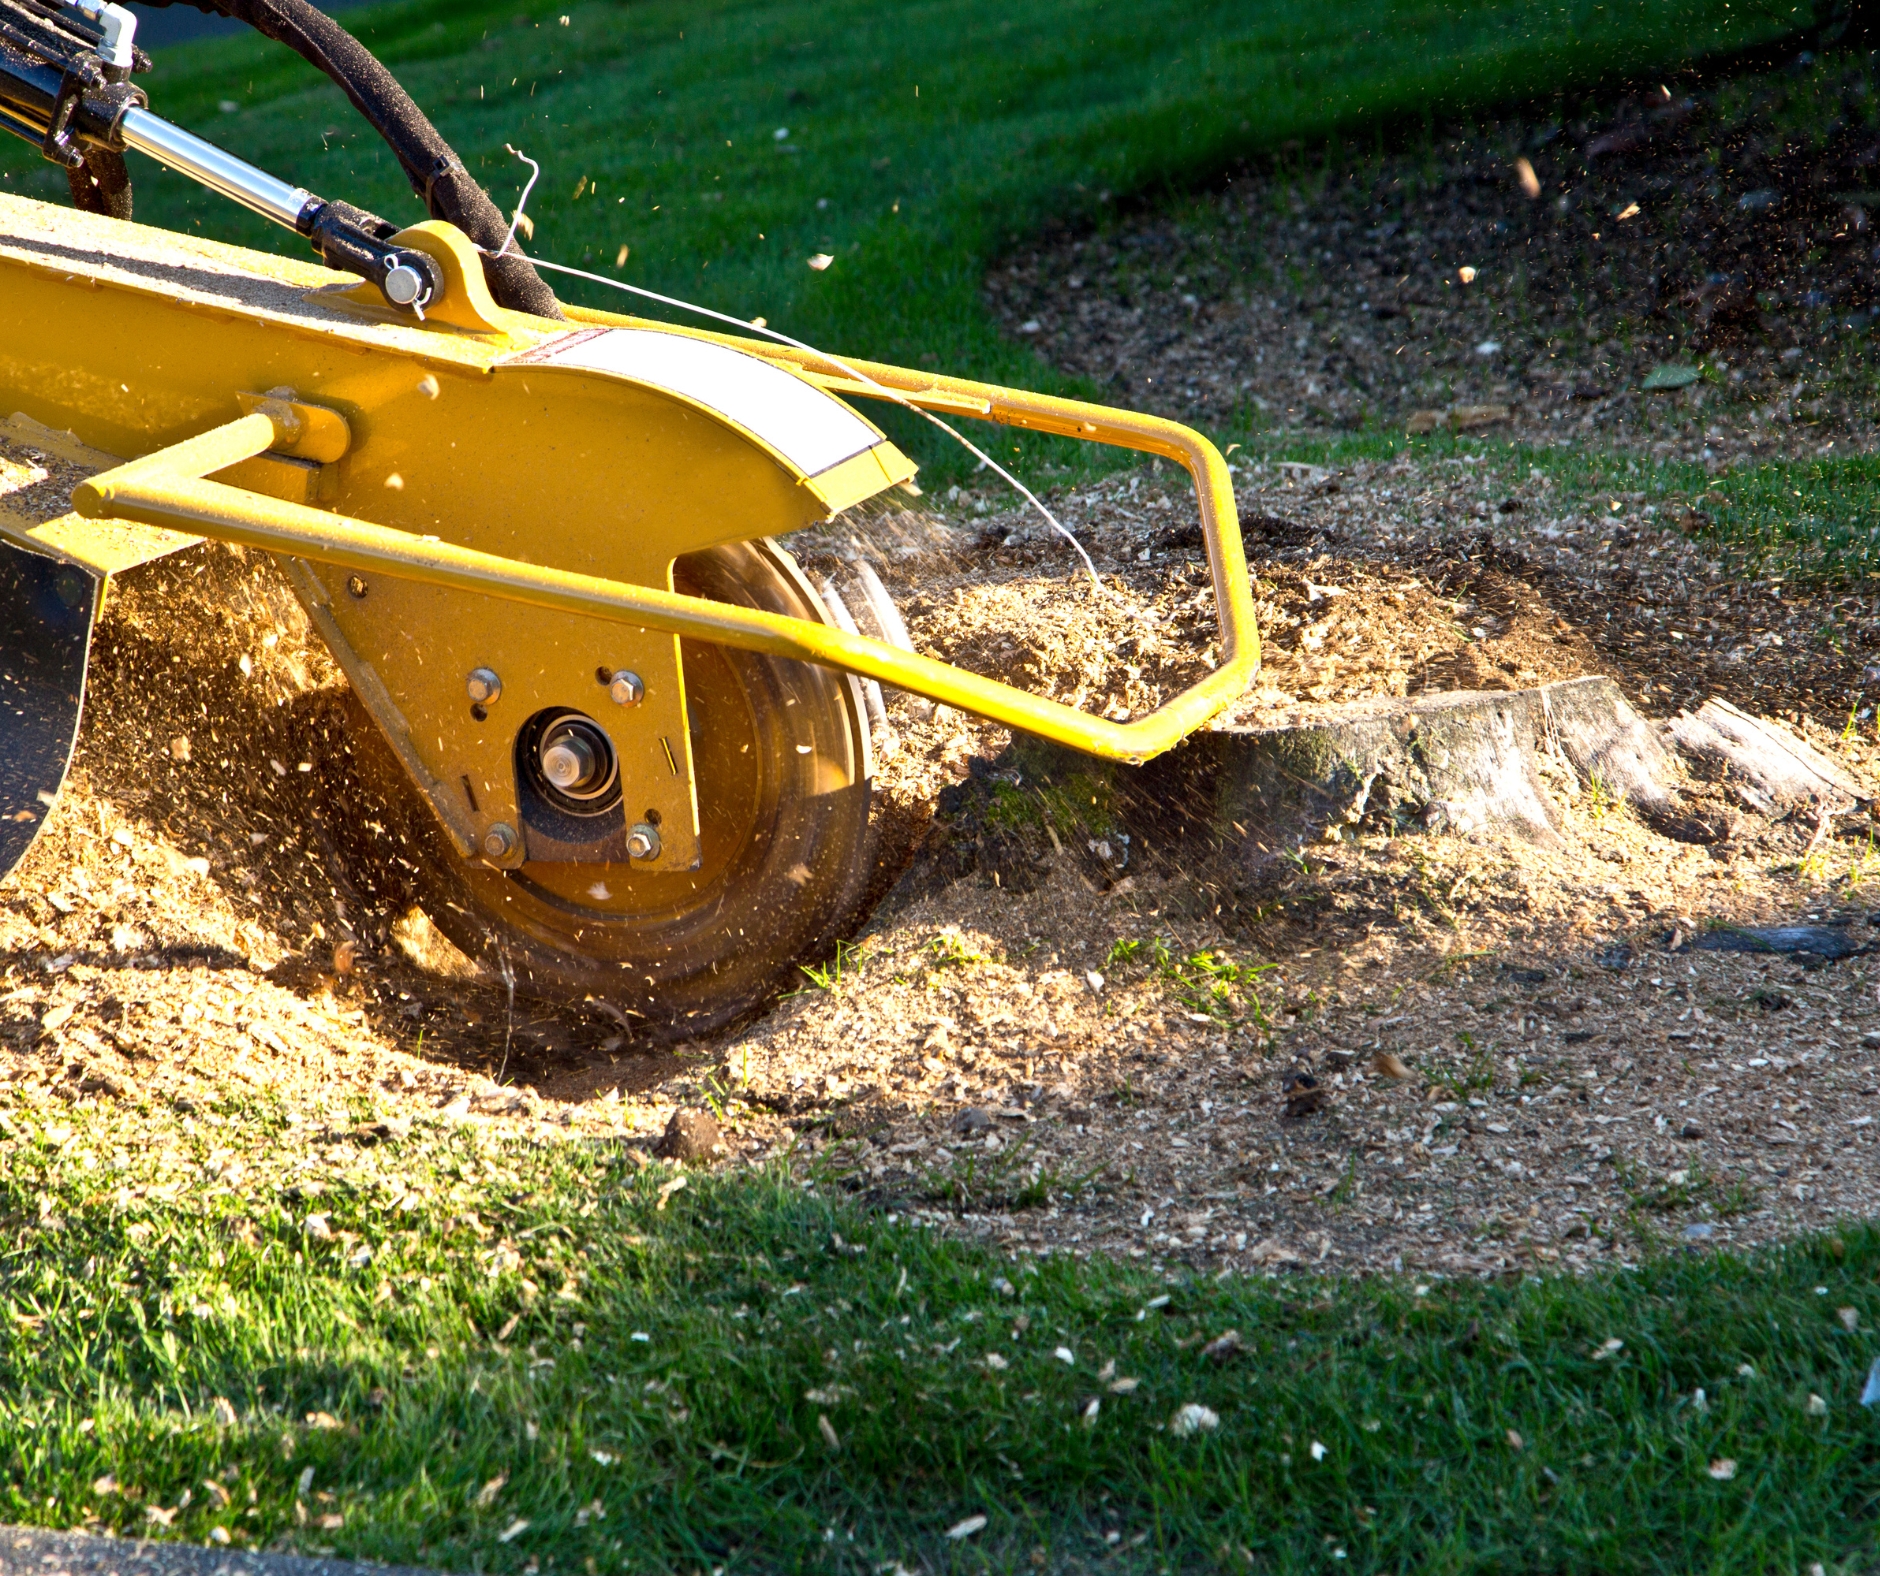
[481,822,516,860]
[625,821,661,861]
[608,669,645,707]
[466,667,502,705]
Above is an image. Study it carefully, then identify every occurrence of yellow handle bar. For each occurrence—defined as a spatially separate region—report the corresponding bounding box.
[74,385,1259,765]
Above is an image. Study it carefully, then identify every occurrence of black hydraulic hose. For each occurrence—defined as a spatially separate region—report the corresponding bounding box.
[140,0,561,318]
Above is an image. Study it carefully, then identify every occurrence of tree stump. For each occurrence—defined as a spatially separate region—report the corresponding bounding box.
[904,675,1869,899]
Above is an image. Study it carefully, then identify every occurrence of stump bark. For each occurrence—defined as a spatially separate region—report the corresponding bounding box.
[1666,697,1867,815]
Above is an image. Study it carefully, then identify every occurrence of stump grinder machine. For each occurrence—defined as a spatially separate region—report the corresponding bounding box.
[0,0,1258,1033]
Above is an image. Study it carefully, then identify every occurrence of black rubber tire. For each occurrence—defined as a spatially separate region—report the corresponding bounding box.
[346,539,876,1038]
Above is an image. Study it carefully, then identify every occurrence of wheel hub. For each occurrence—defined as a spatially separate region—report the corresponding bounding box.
[521,709,620,814]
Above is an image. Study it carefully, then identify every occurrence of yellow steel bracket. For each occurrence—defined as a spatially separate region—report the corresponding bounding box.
[73,387,1258,766]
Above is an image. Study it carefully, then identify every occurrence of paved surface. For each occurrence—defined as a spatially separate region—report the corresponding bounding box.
[0,1528,436,1576]
[124,0,370,47]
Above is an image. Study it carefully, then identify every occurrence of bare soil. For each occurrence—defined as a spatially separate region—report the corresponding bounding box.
[983,52,1880,462]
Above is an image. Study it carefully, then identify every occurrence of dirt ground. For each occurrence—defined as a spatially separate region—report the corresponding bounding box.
[984,51,1880,464]
[8,51,1880,1283]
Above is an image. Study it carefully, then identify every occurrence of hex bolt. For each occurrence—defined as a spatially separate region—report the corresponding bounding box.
[481,822,517,860]
[466,667,503,705]
[625,821,662,861]
[608,669,645,707]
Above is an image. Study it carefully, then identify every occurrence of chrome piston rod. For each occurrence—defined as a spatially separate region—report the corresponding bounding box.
[116,105,314,229]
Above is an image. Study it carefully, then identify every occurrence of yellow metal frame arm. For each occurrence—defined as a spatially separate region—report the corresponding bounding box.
[708,342,1259,663]
[74,401,1259,765]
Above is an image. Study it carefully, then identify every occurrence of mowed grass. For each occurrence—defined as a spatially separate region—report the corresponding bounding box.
[3,1095,1880,1573]
[0,0,1798,477]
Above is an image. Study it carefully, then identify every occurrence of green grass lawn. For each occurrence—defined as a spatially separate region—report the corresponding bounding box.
[0,0,1800,477]
[4,1094,1879,1574]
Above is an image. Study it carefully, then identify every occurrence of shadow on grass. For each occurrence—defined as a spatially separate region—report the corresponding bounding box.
[2,1102,1877,1572]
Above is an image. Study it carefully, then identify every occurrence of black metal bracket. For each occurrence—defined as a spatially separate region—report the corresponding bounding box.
[302,199,444,311]
[39,58,93,167]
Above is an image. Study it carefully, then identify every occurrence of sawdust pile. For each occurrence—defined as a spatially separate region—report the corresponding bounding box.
[9,435,1880,1281]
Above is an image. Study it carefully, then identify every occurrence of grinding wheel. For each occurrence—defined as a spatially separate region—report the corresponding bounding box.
[348,538,878,1038]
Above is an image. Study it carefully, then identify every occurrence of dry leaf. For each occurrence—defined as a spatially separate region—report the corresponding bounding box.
[1201,1330,1243,1361]
[1451,403,1511,431]
[1707,1458,1737,1480]
[818,1413,841,1450]
[945,1514,988,1540]
[497,1518,530,1543]
[1170,1402,1219,1437]
[1373,1051,1413,1081]
[476,1473,507,1507]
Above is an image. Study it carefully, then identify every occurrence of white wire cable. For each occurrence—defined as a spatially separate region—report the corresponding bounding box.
[490,144,542,263]
[481,149,1105,593]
